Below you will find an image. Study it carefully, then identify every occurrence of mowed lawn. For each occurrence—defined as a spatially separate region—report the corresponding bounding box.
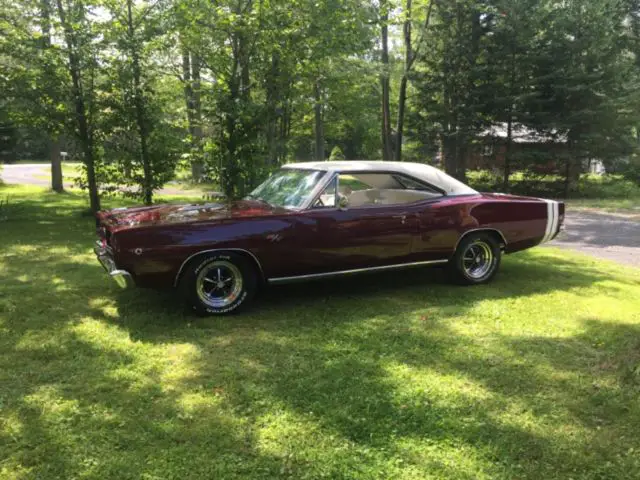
[1,185,640,480]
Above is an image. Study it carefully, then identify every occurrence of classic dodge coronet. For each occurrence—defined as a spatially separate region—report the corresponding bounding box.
[94,161,564,315]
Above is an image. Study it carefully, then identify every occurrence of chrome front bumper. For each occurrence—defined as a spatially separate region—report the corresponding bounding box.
[94,242,135,289]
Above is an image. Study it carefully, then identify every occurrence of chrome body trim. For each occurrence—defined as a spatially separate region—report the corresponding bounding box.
[267,259,449,285]
[94,242,134,289]
[173,248,265,287]
[111,270,135,289]
[453,228,507,254]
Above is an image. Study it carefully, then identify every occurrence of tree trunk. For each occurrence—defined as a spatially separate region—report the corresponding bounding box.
[191,53,204,179]
[222,49,241,199]
[503,114,513,191]
[442,134,457,176]
[395,0,412,162]
[127,0,152,205]
[314,80,325,161]
[456,137,467,183]
[55,0,100,212]
[396,76,408,162]
[50,137,64,193]
[280,81,293,163]
[380,0,393,160]
[182,46,204,180]
[39,0,64,193]
[265,52,280,165]
[181,47,195,176]
[503,44,518,191]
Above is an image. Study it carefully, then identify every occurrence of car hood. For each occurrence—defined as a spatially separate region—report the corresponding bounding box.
[97,200,288,230]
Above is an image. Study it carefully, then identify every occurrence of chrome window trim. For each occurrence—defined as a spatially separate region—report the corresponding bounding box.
[267,259,449,284]
[303,170,338,210]
[173,248,265,287]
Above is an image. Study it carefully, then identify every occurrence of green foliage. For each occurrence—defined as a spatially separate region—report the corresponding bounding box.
[467,169,640,201]
[622,154,640,185]
[2,0,640,200]
[329,145,346,160]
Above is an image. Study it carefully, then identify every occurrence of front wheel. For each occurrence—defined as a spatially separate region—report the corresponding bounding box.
[180,252,257,315]
[449,233,501,285]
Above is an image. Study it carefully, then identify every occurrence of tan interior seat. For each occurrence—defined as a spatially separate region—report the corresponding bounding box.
[347,188,439,207]
[347,189,383,207]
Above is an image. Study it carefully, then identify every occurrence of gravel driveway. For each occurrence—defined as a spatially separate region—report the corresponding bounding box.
[549,210,639,267]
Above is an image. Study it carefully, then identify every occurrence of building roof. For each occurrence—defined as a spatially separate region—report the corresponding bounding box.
[283,161,478,196]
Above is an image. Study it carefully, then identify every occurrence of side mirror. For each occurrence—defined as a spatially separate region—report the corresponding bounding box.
[337,194,349,210]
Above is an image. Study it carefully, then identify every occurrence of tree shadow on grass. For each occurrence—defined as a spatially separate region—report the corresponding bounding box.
[157,315,640,478]
[106,254,639,478]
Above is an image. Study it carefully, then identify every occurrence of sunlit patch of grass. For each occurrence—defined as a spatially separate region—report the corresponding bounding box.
[1,184,640,479]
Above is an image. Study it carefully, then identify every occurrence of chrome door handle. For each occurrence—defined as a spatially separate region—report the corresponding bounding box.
[393,215,407,224]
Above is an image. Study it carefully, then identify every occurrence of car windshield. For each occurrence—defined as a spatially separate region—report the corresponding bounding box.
[247,168,327,209]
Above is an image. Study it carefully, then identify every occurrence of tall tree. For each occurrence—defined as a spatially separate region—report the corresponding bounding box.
[55,0,101,211]
[39,0,64,192]
[0,0,69,191]
[379,0,393,160]
[412,0,487,180]
[395,0,435,161]
[526,0,638,195]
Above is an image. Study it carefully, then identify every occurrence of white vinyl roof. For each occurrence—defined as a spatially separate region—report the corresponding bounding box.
[283,161,478,196]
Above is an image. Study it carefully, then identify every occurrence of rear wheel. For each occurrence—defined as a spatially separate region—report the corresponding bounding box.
[449,233,501,285]
[180,252,257,315]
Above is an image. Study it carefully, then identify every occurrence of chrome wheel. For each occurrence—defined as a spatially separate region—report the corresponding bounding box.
[196,260,244,308]
[462,241,494,280]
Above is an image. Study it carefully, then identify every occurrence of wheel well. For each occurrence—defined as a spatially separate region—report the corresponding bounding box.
[173,249,265,287]
[454,229,507,254]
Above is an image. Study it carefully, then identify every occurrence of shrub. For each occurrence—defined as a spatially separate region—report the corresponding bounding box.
[621,155,640,186]
[329,146,345,160]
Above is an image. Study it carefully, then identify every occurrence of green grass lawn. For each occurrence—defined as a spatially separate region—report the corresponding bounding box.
[1,185,640,479]
[468,171,640,215]
[565,198,640,216]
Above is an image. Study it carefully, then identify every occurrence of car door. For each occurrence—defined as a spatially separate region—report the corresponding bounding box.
[268,173,428,279]
[290,203,421,275]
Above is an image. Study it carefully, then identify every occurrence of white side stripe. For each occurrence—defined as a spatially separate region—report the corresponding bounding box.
[541,199,558,244]
[543,200,553,243]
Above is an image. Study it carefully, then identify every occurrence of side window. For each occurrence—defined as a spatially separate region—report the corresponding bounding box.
[393,174,442,195]
[340,173,442,208]
[312,176,337,208]
[338,175,371,195]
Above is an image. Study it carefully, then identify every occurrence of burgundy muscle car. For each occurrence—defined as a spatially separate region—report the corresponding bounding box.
[94,161,564,315]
